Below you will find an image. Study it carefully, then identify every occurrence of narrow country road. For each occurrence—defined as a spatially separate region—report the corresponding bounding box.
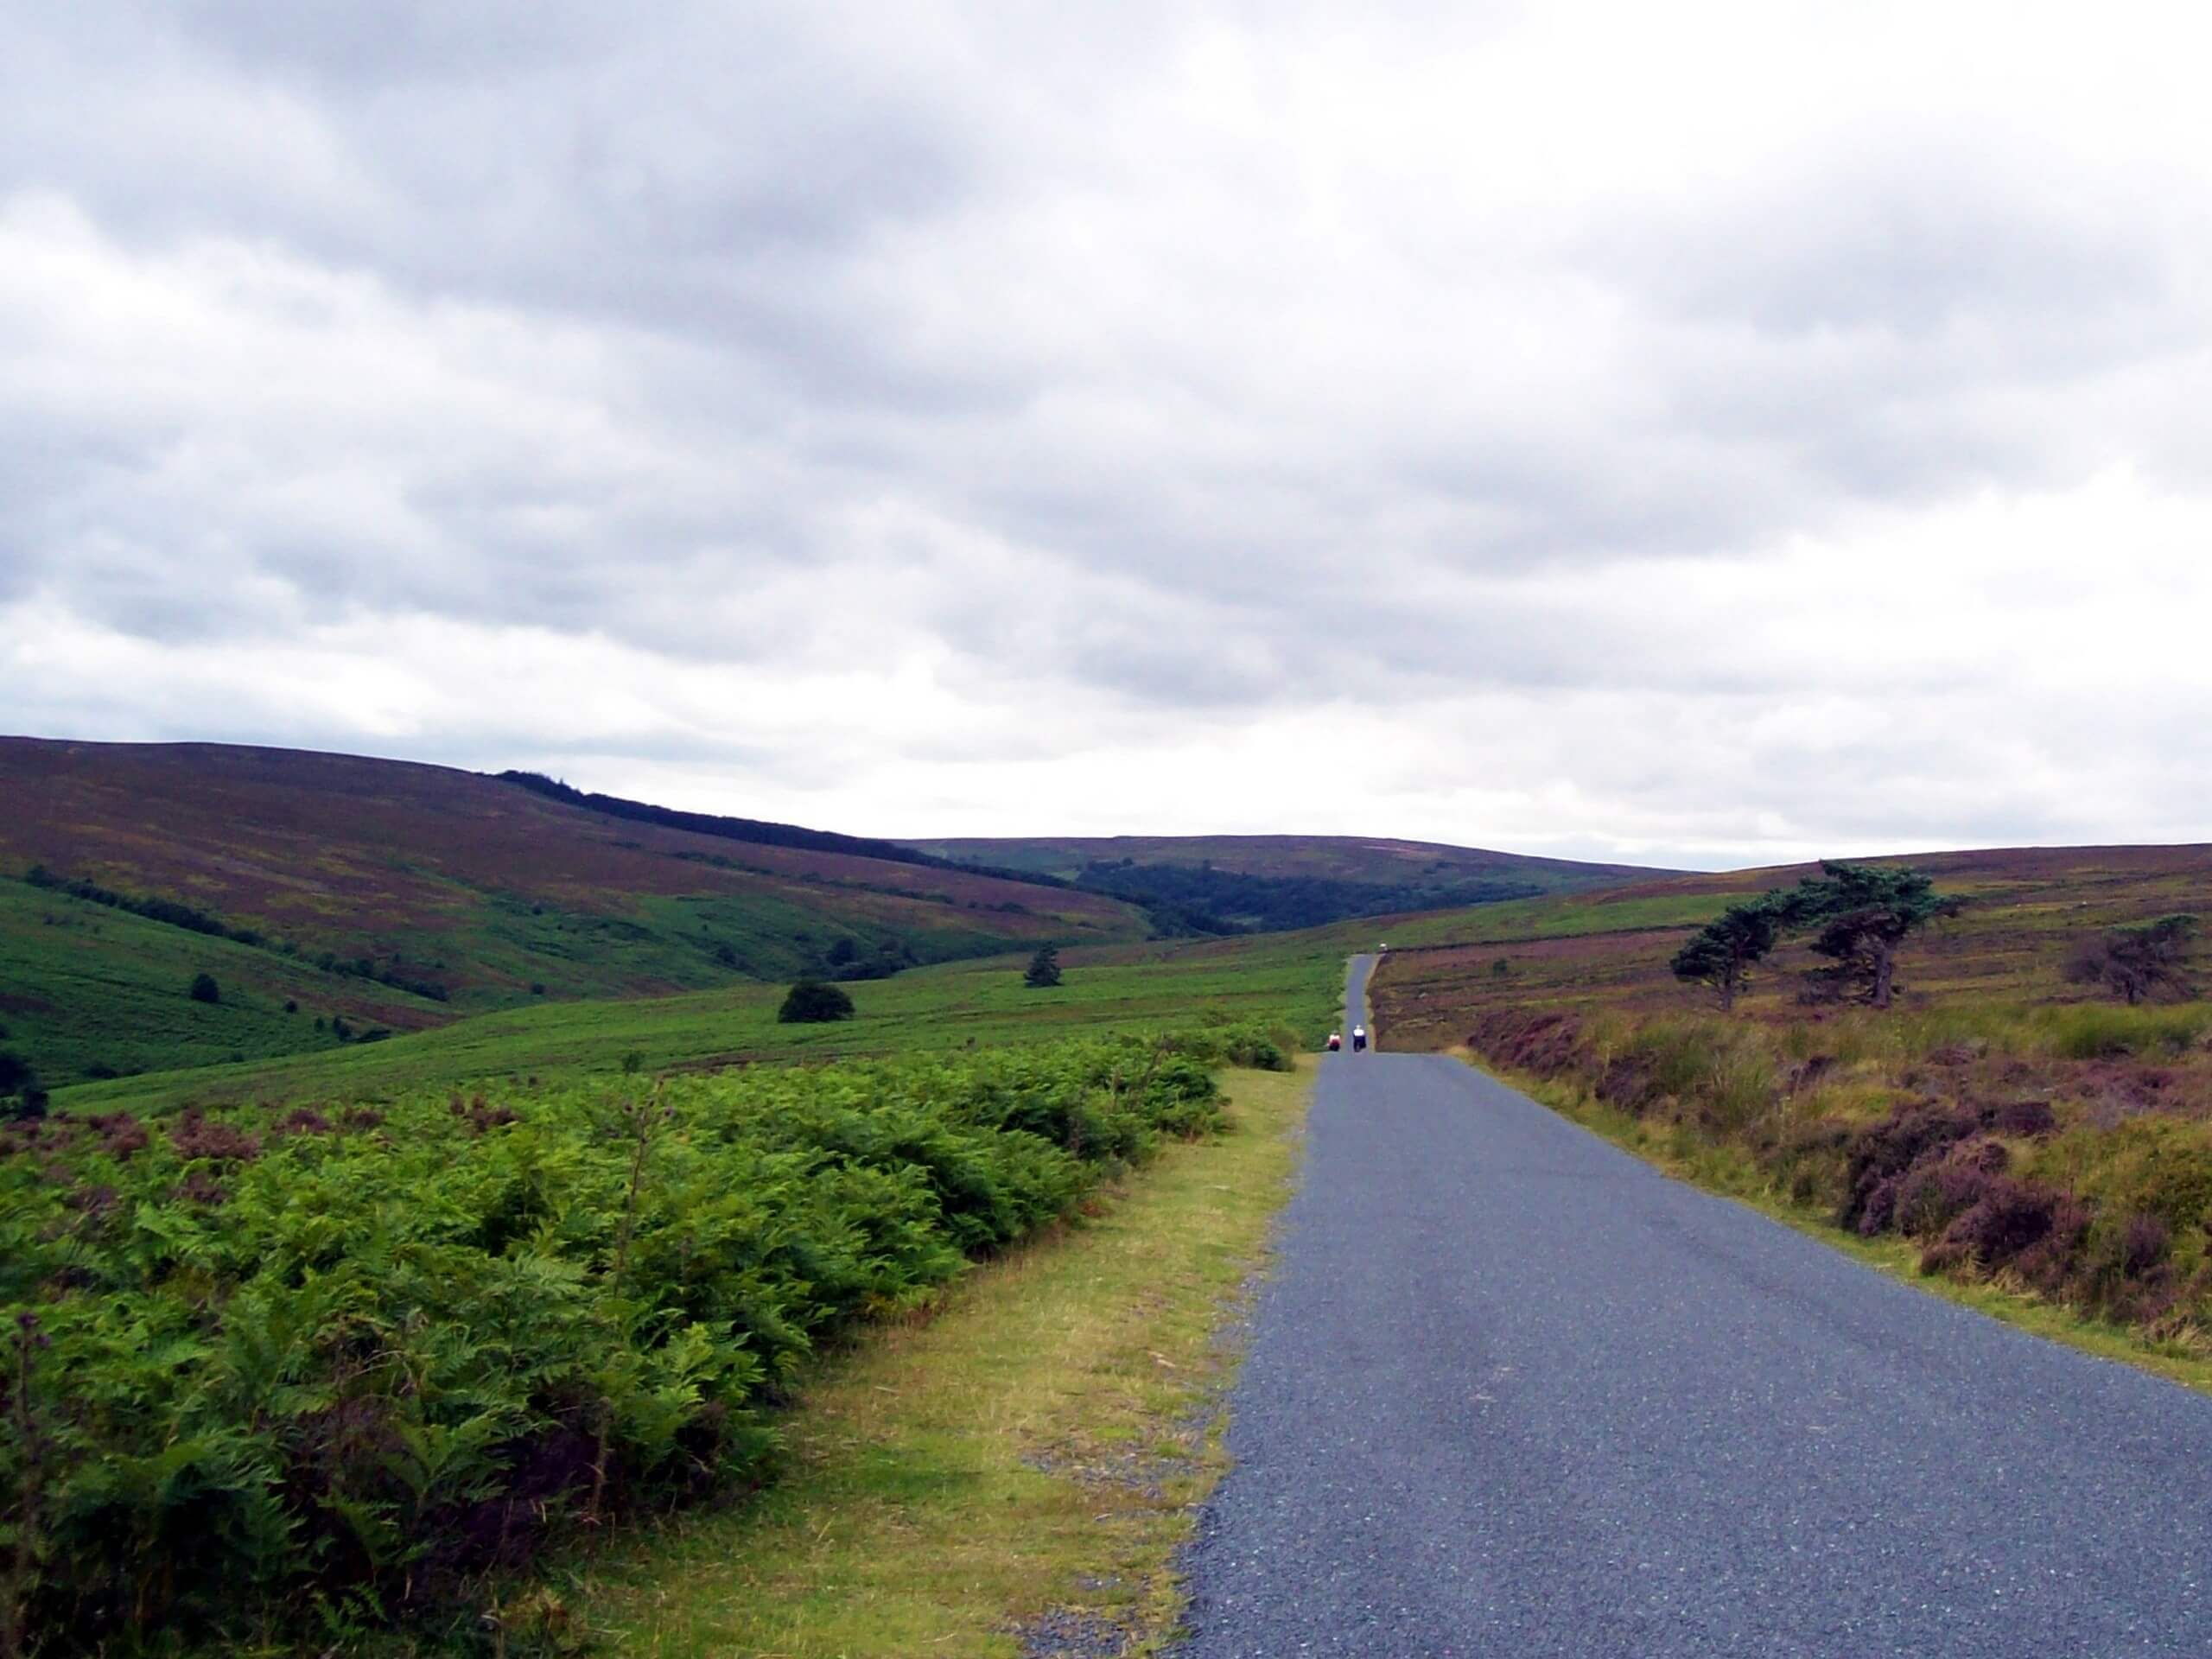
[1176,957,2212,1656]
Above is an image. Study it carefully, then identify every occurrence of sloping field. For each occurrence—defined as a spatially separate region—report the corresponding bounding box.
[0,738,1148,1086]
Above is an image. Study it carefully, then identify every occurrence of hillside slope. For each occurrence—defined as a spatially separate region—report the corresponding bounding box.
[905,833,1667,932]
[0,738,1147,1087]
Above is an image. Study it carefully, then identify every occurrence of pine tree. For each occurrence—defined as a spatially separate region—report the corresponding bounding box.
[1024,944,1063,988]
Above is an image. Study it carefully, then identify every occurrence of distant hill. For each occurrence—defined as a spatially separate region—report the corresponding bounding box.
[902,834,1669,934]
[0,738,1148,1088]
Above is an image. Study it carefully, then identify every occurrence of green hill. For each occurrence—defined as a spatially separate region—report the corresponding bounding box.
[0,738,1149,1090]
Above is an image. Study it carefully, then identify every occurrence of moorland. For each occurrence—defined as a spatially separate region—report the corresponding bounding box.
[11,732,2212,1656]
[1370,842,2212,1366]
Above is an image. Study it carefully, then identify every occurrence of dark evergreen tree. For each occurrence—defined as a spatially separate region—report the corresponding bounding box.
[1669,898,1785,1011]
[1775,861,1961,1010]
[1024,944,1063,988]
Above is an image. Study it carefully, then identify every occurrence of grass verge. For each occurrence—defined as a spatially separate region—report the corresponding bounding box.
[1453,1046,2212,1397]
[536,1062,1313,1657]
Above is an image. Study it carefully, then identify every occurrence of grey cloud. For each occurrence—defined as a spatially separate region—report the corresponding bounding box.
[4,3,2212,861]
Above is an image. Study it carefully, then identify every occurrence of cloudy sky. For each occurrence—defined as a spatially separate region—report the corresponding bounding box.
[5,1,2209,869]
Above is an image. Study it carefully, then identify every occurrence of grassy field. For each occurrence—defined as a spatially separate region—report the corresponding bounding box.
[1370,842,2212,1371]
[48,926,1351,1117]
[544,1064,1311,1658]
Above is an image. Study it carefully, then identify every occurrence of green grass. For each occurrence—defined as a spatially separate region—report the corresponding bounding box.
[0,881,448,1086]
[537,1064,1313,1658]
[51,929,1350,1117]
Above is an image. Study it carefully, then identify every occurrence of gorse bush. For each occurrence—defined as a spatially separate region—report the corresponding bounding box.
[0,1030,1243,1651]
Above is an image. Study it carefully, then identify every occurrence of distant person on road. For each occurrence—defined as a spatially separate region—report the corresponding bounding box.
[1327,1031,1342,1052]
[1351,1025,1367,1052]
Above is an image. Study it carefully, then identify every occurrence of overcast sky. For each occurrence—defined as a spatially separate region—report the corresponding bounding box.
[5,1,2209,869]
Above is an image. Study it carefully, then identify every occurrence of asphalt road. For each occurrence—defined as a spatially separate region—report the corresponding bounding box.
[1175,956,2212,1656]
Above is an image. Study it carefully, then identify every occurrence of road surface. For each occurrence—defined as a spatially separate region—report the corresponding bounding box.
[1175,956,2212,1656]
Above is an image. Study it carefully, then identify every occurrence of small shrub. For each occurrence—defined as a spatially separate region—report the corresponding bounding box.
[2120,1211,2171,1276]
[1985,1098,2056,1137]
[188,972,220,1004]
[273,1108,335,1137]
[1891,1138,2006,1238]
[779,979,855,1024]
[88,1112,149,1157]
[1837,1100,1982,1233]
[1927,1178,2060,1272]
[166,1109,262,1162]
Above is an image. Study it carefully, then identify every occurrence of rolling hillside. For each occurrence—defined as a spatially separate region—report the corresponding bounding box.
[0,738,1147,1088]
[904,833,1666,932]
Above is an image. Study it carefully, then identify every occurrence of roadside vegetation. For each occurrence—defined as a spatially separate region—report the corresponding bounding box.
[0,1021,1294,1654]
[1373,844,2212,1372]
[557,1062,1310,1658]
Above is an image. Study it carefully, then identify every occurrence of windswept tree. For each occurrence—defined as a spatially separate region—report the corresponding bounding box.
[1024,943,1063,989]
[2064,914,2198,1005]
[1670,898,1785,1011]
[1779,861,1961,1011]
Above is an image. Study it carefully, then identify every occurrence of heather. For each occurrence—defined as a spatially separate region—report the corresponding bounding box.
[1465,1001,2212,1335]
[0,1024,1286,1652]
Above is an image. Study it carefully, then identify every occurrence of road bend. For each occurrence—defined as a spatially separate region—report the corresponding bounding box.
[1175,956,2212,1656]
